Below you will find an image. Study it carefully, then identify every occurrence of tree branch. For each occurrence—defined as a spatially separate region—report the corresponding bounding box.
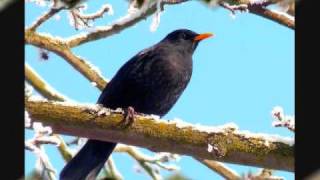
[196,158,241,180]
[25,63,67,101]
[25,30,108,90]
[105,156,123,180]
[25,98,294,172]
[28,7,62,31]
[54,135,73,162]
[115,144,178,179]
[248,4,294,29]
[271,106,295,132]
[117,144,161,179]
[68,4,113,30]
[25,122,58,180]
[219,0,294,29]
[65,0,188,47]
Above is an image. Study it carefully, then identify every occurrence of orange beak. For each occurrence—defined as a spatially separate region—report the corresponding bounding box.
[194,33,214,41]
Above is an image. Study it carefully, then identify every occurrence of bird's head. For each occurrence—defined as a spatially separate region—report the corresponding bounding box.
[161,29,213,54]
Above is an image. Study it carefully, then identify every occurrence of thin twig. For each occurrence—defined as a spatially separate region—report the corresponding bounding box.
[273,121,295,132]
[219,1,248,14]
[115,145,166,179]
[25,123,58,180]
[28,7,62,31]
[271,106,295,132]
[69,4,112,30]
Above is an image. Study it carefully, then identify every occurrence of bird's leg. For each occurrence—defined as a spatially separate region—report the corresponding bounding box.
[120,106,136,128]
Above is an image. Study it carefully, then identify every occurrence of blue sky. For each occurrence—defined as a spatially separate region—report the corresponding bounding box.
[25,0,294,179]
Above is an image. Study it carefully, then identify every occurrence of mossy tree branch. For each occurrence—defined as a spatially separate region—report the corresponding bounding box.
[25,98,294,172]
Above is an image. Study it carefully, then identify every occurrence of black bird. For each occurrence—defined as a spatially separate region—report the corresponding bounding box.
[60,29,213,180]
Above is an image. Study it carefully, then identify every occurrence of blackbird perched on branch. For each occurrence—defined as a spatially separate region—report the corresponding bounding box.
[60,29,213,180]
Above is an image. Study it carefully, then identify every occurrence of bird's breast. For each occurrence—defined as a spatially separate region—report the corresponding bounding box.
[136,57,192,116]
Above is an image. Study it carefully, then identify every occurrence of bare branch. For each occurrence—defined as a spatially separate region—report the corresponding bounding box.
[105,156,123,180]
[25,30,108,90]
[25,122,58,180]
[25,141,57,180]
[68,4,113,30]
[219,0,294,29]
[115,144,179,179]
[272,121,295,132]
[115,144,163,179]
[65,0,188,47]
[271,106,295,132]
[219,1,248,14]
[25,63,67,101]
[249,4,294,29]
[25,98,294,172]
[28,7,62,31]
[55,135,73,162]
[196,158,241,180]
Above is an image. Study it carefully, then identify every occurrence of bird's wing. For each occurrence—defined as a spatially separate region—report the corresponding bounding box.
[97,46,159,109]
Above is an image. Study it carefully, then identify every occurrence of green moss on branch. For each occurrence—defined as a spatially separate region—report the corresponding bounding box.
[25,98,294,172]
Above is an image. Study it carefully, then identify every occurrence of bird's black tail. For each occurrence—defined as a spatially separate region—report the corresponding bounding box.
[60,139,116,180]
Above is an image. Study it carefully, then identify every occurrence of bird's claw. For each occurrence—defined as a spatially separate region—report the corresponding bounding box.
[120,106,136,128]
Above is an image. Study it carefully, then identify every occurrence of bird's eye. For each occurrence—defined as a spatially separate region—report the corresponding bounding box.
[181,33,187,40]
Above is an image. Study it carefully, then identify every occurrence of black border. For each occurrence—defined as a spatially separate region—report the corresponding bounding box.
[0,0,24,179]
[0,0,319,179]
[296,0,320,179]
